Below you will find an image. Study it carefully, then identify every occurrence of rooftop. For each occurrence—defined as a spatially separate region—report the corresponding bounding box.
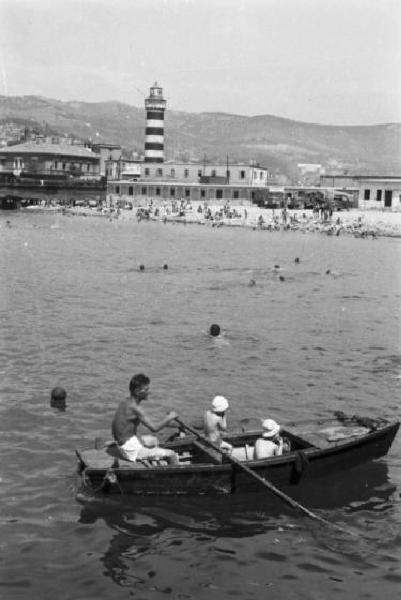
[0,142,99,160]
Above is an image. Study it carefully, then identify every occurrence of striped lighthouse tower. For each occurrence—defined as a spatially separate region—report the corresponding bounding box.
[144,82,166,163]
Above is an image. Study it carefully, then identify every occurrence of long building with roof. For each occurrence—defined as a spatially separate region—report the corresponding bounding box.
[0,141,101,179]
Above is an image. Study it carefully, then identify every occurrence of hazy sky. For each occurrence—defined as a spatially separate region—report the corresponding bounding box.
[1,0,400,125]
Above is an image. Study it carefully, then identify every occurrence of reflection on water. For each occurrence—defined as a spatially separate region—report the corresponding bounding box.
[1,212,401,599]
[75,460,398,595]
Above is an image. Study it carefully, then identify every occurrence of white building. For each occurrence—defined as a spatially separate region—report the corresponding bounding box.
[356,177,401,210]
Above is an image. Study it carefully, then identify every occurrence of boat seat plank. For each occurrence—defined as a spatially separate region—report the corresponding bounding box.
[77,448,116,469]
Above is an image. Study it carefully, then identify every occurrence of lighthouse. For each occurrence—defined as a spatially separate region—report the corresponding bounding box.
[144,82,166,163]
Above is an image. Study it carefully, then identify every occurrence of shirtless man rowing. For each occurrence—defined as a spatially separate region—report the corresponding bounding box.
[112,373,179,464]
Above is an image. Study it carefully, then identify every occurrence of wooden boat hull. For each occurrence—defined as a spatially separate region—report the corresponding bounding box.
[76,420,399,496]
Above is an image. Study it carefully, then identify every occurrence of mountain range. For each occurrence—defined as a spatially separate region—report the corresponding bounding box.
[1,94,400,182]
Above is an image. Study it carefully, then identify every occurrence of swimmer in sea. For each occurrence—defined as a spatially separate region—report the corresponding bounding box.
[209,324,221,337]
[50,386,67,411]
[208,323,229,346]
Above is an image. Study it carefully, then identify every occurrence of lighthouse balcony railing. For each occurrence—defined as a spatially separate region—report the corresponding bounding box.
[145,100,166,110]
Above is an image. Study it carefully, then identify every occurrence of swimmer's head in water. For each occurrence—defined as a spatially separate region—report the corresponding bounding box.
[50,386,67,410]
[139,264,145,271]
[163,264,168,270]
[51,386,67,401]
[209,324,220,337]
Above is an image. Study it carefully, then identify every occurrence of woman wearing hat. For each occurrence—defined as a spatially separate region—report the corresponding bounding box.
[254,419,286,460]
[203,395,233,455]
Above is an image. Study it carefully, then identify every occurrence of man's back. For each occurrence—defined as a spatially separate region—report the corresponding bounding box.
[112,399,138,446]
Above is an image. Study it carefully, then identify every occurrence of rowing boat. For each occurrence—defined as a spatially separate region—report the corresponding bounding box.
[76,415,399,496]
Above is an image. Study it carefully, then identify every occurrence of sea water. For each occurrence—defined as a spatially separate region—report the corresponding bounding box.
[0,211,400,599]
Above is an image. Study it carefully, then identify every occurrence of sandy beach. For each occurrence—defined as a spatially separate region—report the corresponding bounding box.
[21,201,401,238]
[118,202,401,238]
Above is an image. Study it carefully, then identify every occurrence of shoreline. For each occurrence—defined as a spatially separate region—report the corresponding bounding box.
[124,203,401,239]
[18,204,401,238]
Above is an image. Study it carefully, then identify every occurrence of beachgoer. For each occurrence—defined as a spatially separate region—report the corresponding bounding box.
[203,395,233,454]
[50,386,67,410]
[254,419,289,459]
[209,323,221,337]
[111,373,179,464]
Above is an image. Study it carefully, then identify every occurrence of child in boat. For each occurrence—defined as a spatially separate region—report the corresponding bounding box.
[254,419,289,459]
[112,373,179,464]
[203,395,233,454]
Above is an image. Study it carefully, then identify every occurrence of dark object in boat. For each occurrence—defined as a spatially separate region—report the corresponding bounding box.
[333,411,381,430]
[76,414,399,497]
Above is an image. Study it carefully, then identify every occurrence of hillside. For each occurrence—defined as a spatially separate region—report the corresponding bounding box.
[0,95,400,181]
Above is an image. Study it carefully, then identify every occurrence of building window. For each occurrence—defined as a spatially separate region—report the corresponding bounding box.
[201,190,206,198]
[240,170,245,179]
[141,187,147,195]
[171,168,175,177]
[115,185,120,194]
[376,189,382,201]
[233,190,239,199]
[156,187,161,196]
[170,187,175,196]
[216,189,223,199]
[251,191,256,200]
[364,189,370,200]
[260,172,263,179]
[184,168,189,178]
[185,188,190,197]
[128,186,133,196]
[157,168,163,176]
[145,168,150,176]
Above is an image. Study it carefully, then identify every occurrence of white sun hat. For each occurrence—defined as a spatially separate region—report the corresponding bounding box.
[211,395,229,413]
[262,418,280,438]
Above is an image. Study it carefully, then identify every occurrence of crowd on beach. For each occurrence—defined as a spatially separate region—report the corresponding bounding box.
[128,198,401,239]
[18,196,401,238]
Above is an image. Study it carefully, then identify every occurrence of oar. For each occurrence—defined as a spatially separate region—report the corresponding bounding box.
[175,417,355,536]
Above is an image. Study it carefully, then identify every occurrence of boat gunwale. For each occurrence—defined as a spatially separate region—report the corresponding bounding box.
[76,420,400,476]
